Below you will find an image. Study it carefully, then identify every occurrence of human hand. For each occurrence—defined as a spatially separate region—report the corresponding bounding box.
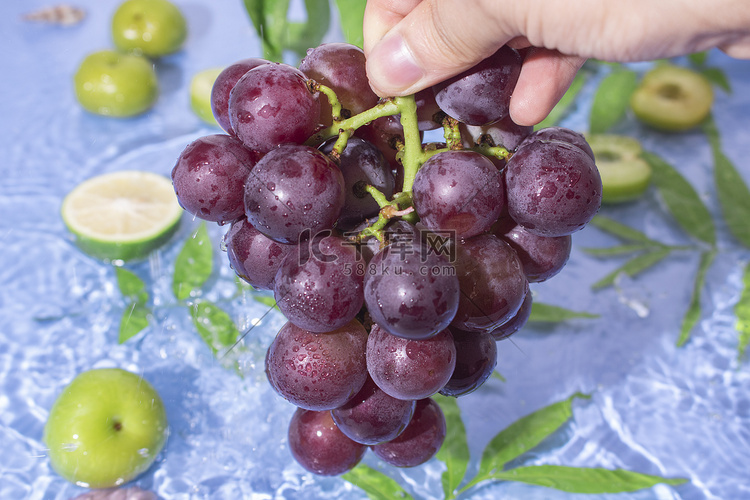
[363,0,750,126]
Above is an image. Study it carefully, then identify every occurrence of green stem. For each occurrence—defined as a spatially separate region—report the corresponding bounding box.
[305,99,401,146]
[395,95,424,193]
[442,115,463,150]
[309,81,343,122]
[365,185,391,209]
[473,144,512,162]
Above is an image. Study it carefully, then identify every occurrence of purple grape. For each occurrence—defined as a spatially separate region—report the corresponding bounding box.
[299,43,379,127]
[364,235,459,340]
[415,88,442,131]
[319,137,395,230]
[274,233,365,333]
[371,398,446,468]
[355,115,410,188]
[366,324,456,400]
[490,288,532,340]
[210,58,268,135]
[288,408,366,476]
[224,217,295,290]
[440,328,497,397]
[505,140,602,237]
[243,144,345,244]
[265,320,368,411]
[228,63,320,153]
[460,114,533,163]
[331,376,416,445]
[451,234,528,333]
[516,126,595,159]
[433,46,522,126]
[171,134,257,224]
[498,224,572,282]
[412,150,504,239]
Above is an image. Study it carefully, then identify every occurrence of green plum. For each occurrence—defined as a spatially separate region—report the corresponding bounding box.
[74,50,158,117]
[44,368,169,489]
[190,67,223,126]
[112,0,187,58]
[587,134,652,204]
[630,65,714,132]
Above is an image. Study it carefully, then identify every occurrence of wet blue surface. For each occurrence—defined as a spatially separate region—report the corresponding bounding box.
[1,1,750,499]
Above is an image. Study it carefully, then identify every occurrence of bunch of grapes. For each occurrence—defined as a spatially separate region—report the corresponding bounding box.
[171,42,602,476]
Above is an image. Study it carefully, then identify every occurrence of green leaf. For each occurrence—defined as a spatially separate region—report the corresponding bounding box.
[119,302,150,344]
[688,51,708,67]
[537,71,587,129]
[491,370,507,382]
[115,267,148,303]
[490,465,688,493]
[582,244,654,257]
[173,223,213,301]
[736,261,750,361]
[434,395,470,500]
[676,250,716,347]
[700,67,732,93]
[342,465,414,500]
[704,118,750,249]
[643,151,716,246]
[462,393,590,492]
[189,299,240,356]
[528,303,599,322]
[591,248,672,290]
[287,0,331,58]
[334,0,367,48]
[589,68,638,134]
[242,0,291,61]
[589,216,663,246]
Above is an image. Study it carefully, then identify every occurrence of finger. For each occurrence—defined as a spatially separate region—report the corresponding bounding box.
[363,0,423,55]
[509,49,586,126]
[365,0,518,97]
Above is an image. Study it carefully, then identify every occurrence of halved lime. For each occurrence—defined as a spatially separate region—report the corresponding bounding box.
[190,67,223,126]
[61,170,183,261]
[587,134,653,204]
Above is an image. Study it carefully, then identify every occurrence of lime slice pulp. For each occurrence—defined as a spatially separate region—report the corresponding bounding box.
[61,170,183,261]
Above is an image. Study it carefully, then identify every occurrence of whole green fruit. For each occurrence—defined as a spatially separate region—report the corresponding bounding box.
[112,0,187,58]
[74,50,159,117]
[44,368,169,488]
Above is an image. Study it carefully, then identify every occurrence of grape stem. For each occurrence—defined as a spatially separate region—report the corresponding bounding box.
[307,81,343,122]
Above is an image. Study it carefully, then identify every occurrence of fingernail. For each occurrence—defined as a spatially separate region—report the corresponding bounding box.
[368,33,424,92]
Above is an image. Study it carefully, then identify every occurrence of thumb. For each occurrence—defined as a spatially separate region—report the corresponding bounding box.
[365,0,517,97]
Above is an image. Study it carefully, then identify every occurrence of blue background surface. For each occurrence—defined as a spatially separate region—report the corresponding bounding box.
[1,1,749,499]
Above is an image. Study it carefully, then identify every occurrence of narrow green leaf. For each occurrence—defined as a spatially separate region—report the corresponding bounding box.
[676,250,716,347]
[704,118,750,249]
[589,216,663,246]
[537,72,587,129]
[589,68,638,134]
[591,248,672,290]
[287,0,331,58]
[253,293,281,311]
[434,395,470,500]
[492,370,507,382]
[582,244,653,257]
[173,223,213,301]
[342,465,414,500]
[700,68,731,93]
[242,0,290,61]
[736,261,750,361]
[334,0,367,48]
[119,302,150,344]
[462,393,589,492]
[189,300,240,356]
[688,51,708,66]
[643,151,716,246]
[115,267,148,303]
[529,303,599,322]
[490,465,688,493]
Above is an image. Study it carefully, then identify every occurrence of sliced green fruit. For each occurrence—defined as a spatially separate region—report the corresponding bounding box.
[587,134,652,203]
[61,170,182,262]
[630,65,713,132]
[74,50,159,117]
[190,67,223,126]
[112,0,187,58]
